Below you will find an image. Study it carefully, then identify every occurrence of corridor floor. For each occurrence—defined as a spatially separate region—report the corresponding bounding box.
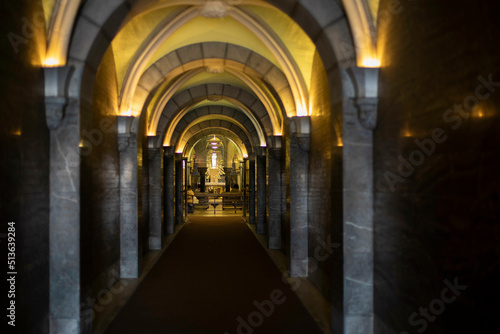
[104,216,323,334]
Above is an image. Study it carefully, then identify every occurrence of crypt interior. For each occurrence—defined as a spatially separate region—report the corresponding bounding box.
[1,0,499,333]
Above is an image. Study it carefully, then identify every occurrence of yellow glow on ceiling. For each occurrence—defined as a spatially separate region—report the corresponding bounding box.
[367,0,380,25]
[42,0,57,33]
[111,7,178,89]
[177,71,250,92]
[244,5,316,91]
[147,15,280,70]
[192,99,241,110]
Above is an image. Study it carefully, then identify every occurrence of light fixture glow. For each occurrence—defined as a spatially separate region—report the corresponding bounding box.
[212,146,218,149]
[121,109,133,117]
[296,103,308,117]
[211,142,218,145]
[43,57,60,67]
[361,58,381,68]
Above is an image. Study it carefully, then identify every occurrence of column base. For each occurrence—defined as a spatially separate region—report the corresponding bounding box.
[149,236,163,250]
[120,258,140,279]
[290,258,308,277]
[166,224,175,234]
[268,236,281,249]
[50,318,79,334]
[345,315,373,334]
[256,223,266,234]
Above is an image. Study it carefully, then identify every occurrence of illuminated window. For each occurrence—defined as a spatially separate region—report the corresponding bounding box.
[211,153,217,169]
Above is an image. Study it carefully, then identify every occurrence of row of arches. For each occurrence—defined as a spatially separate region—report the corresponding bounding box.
[40,1,381,333]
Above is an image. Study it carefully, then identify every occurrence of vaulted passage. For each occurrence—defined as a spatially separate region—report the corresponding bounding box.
[104,216,322,334]
[3,1,500,334]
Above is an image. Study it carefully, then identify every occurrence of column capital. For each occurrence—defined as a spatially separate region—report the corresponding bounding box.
[163,146,174,156]
[347,66,379,131]
[44,66,74,130]
[148,136,162,149]
[268,135,282,150]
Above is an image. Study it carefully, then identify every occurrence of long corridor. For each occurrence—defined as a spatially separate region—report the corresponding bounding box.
[104,217,322,334]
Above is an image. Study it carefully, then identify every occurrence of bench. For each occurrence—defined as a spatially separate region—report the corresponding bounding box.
[222,193,243,213]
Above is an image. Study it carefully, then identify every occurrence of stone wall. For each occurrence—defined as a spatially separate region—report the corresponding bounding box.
[308,51,336,297]
[0,0,49,332]
[375,0,500,332]
[80,47,121,318]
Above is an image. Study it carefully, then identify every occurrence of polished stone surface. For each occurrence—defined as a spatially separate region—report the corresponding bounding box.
[268,147,282,249]
[163,150,175,234]
[256,154,267,234]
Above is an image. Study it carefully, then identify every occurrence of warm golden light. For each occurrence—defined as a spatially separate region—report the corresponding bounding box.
[121,109,138,117]
[361,57,381,68]
[296,103,308,117]
[402,124,412,137]
[43,57,61,67]
[13,129,22,136]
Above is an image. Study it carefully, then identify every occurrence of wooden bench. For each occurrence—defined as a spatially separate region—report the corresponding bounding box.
[222,193,243,213]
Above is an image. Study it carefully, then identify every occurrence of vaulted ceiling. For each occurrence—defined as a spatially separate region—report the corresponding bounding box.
[42,0,381,156]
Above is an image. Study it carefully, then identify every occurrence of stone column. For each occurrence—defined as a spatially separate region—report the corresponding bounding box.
[117,116,141,279]
[175,153,183,225]
[289,116,310,277]
[45,66,82,333]
[248,157,256,224]
[224,167,231,191]
[183,158,188,218]
[268,136,282,249]
[163,147,175,234]
[256,150,267,234]
[198,167,207,192]
[242,158,248,217]
[148,137,163,249]
[333,67,378,333]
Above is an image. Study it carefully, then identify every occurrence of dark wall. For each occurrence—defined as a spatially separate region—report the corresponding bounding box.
[375,0,500,333]
[80,47,121,325]
[0,1,49,332]
[308,51,339,298]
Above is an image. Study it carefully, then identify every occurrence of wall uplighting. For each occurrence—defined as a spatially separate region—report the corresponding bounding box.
[43,57,61,67]
[361,58,381,68]
[296,103,308,117]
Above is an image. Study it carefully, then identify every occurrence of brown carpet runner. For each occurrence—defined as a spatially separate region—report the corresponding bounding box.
[105,216,323,334]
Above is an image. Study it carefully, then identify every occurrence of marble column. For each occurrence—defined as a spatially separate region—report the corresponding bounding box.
[148,137,163,249]
[118,116,141,279]
[256,151,267,234]
[242,158,248,217]
[224,167,231,192]
[175,153,183,225]
[268,136,282,249]
[248,158,256,224]
[45,65,81,333]
[198,167,207,192]
[163,147,174,234]
[332,67,378,333]
[289,116,310,277]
